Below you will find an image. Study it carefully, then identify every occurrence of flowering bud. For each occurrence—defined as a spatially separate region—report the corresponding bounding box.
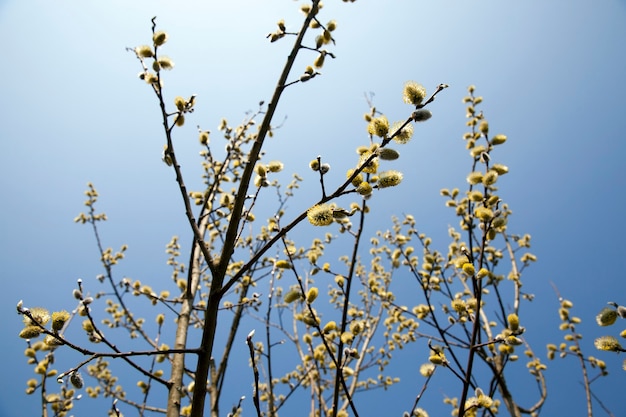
[377,170,403,188]
[474,207,494,222]
[152,31,168,46]
[323,321,337,333]
[403,81,427,106]
[275,260,291,269]
[335,275,345,287]
[594,336,624,352]
[367,116,389,138]
[307,204,334,226]
[309,159,320,171]
[135,45,154,58]
[507,313,520,331]
[306,287,319,303]
[462,263,475,276]
[255,164,267,177]
[52,311,70,332]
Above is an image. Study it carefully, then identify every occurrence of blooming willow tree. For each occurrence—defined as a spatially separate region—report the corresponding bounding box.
[15,2,623,417]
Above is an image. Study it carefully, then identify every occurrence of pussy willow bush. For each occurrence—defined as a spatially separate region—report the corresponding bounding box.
[16,2,624,417]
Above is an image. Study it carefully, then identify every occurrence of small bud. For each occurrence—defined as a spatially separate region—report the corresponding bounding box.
[199,130,210,145]
[332,208,351,219]
[596,307,618,326]
[356,182,373,196]
[313,53,325,68]
[412,109,432,122]
[70,372,84,389]
[174,96,186,111]
[284,290,301,304]
[267,161,284,173]
[479,121,489,135]
[275,260,291,269]
[429,354,444,365]
[158,56,174,70]
[335,275,345,287]
[378,148,400,161]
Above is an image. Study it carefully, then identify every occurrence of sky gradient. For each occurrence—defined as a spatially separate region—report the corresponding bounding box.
[2,1,626,416]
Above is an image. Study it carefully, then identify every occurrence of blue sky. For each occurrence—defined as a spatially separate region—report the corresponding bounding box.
[2,1,626,416]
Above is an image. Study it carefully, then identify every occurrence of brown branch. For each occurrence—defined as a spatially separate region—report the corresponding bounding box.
[190,3,322,416]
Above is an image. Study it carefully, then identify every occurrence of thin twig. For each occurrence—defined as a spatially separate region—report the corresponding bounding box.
[246,330,262,417]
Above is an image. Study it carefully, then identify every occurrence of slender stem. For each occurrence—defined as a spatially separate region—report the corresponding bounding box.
[331,200,366,417]
[265,266,278,417]
[246,332,262,417]
[457,228,488,416]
